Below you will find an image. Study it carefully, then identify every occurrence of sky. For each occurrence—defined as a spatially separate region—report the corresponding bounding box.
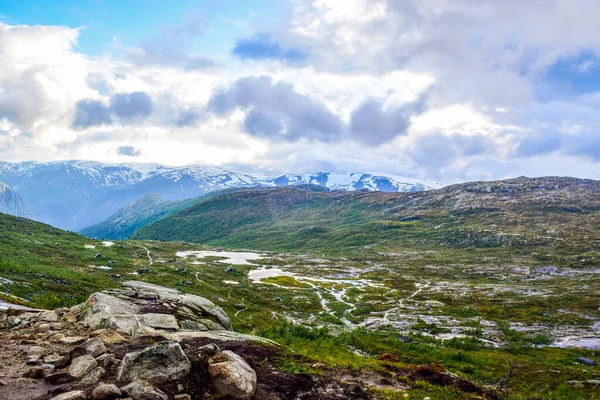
[1,0,600,184]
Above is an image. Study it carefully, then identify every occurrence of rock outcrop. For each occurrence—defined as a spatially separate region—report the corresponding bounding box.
[77,281,232,334]
[0,281,266,400]
[208,350,257,399]
[116,341,191,384]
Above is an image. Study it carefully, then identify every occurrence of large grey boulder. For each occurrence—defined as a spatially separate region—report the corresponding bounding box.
[123,281,231,329]
[208,350,257,400]
[50,391,86,400]
[71,338,107,358]
[91,383,121,400]
[76,281,231,335]
[68,355,98,380]
[117,341,191,384]
[121,379,168,400]
[79,366,106,387]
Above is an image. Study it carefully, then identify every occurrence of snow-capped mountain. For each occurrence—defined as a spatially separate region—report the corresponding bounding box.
[0,160,434,231]
[264,172,431,192]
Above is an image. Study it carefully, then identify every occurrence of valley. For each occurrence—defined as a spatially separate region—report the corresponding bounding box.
[2,176,600,399]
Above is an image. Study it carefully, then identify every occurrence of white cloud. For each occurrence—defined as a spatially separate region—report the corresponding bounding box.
[2,1,600,184]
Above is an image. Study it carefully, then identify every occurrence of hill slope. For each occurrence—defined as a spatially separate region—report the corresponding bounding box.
[79,193,196,239]
[132,176,600,252]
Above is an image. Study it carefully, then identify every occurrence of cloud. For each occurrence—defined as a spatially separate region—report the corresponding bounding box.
[173,108,204,127]
[408,132,496,177]
[208,75,344,141]
[72,100,112,129]
[72,92,153,129]
[350,96,426,145]
[0,23,92,132]
[233,35,307,64]
[127,15,223,71]
[515,131,562,157]
[109,92,153,120]
[564,131,600,161]
[116,145,141,157]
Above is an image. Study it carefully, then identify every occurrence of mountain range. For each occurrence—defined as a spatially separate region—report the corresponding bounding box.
[0,181,30,218]
[0,160,434,231]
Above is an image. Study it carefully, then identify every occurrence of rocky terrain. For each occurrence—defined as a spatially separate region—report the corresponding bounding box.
[0,281,491,400]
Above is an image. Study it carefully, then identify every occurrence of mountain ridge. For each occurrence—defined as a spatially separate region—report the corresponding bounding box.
[0,181,31,218]
[0,160,433,231]
[131,175,600,251]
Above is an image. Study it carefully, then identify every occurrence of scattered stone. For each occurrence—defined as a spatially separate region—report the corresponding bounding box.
[68,355,98,380]
[71,337,107,358]
[78,366,106,388]
[173,395,191,400]
[44,352,61,363]
[208,350,257,400]
[117,341,191,384]
[50,390,86,400]
[577,356,595,366]
[91,383,122,400]
[45,371,73,384]
[28,345,47,357]
[97,329,126,344]
[198,343,220,355]
[44,352,69,367]
[40,310,60,322]
[7,316,21,327]
[28,363,55,378]
[26,356,41,365]
[121,379,168,400]
[60,336,88,346]
[36,323,52,332]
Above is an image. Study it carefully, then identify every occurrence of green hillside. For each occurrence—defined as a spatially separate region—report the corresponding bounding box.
[132,176,600,254]
[80,188,257,240]
[79,193,197,239]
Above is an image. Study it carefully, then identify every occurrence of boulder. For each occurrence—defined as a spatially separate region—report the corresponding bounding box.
[75,281,230,334]
[68,355,98,380]
[71,338,107,358]
[91,383,122,400]
[28,363,55,378]
[45,372,73,384]
[96,329,126,344]
[60,336,88,346]
[28,345,47,357]
[79,366,106,387]
[7,315,21,327]
[50,391,86,400]
[123,281,232,330]
[208,350,257,400]
[121,379,168,400]
[40,310,60,322]
[117,341,191,384]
